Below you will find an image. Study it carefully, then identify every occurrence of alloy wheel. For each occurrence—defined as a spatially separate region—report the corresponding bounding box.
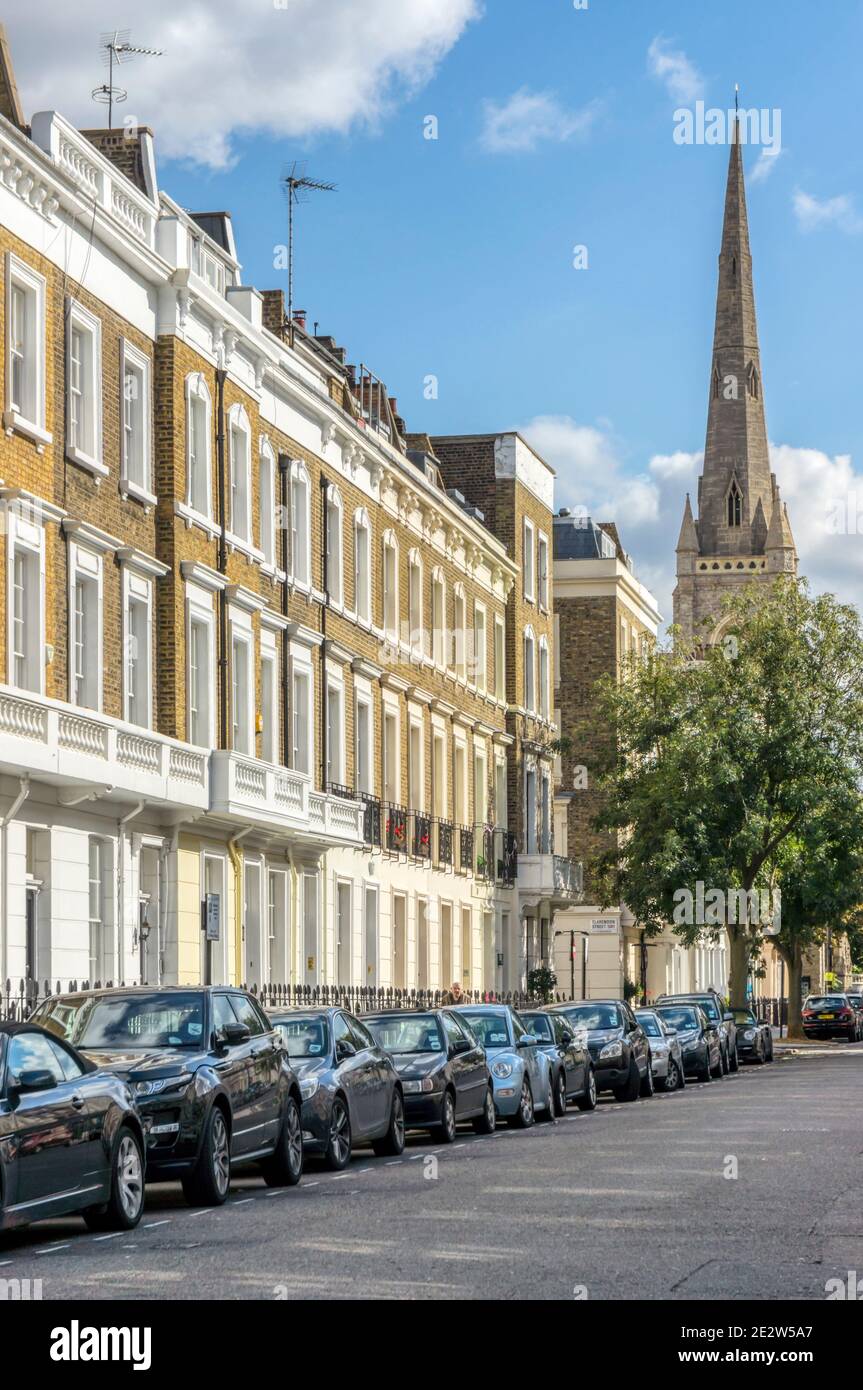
[392,1091,405,1148]
[117,1134,143,1222]
[212,1111,230,1198]
[520,1080,533,1124]
[286,1101,303,1178]
[330,1100,350,1166]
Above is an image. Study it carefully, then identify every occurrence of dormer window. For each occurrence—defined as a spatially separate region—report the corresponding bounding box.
[727,479,742,528]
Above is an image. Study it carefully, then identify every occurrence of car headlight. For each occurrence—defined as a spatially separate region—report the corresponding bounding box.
[299,1077,319,1100]
[134,1074,192,1097]
[743,1029,756,1041]
[492,1059,514,1079]
[599,1042,623,1060]
[402,1078,435,1095]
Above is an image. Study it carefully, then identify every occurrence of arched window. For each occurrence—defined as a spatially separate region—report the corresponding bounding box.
[524,626,536,712]
[431,567,446,668]
[289,460,311,586]
[382,529,399,637]
[538,635,550,718]
[227,403,251,541]
[408,548,423,653]
[325,485,343,605]
[747,362,759,399]
[453,583,467,678]
[186,373,212,517]
[259,436,275,566]
[727,479,742,528]
[712,363,721,401]
[354,508,371,623]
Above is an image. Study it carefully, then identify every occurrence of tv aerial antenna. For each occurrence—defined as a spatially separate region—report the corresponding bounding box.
[280,162,336,340]
[92,30,164,130]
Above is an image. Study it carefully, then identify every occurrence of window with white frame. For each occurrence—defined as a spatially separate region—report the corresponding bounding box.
[124,570,152,727]
[8,514,43,694]
[6,255,47,435]
[290,461,311,587]
[432,570,446,667]
[474,602,487,692]
[539,637,550,718]
[454,739,467,825]
[188,607,214,748]
[538,532,549,610]
[291,662,312,775]
[408,551,423,653]
[354,510,371,622]
[432,730,447,817]
[259,438,276,567]
[355,692,373,795]
[494,755,507,827]
[523,518,535,603]
[494,615,505,701]
[261,638,278,763]
[408,718,424,811]
[88,836,109,983]
[382,532,398,638]
[69,545,102,710]
[186,373,211,517]
[231,622,253,754]
[453,586,467,678]
[121,340,151,498]
[67,301,102,468]
[326,678,345,786]
[474,744,488,826]
[326,486,343,605]
[383,706,400,803]
[523,626,536,712]
[228,405,251,543]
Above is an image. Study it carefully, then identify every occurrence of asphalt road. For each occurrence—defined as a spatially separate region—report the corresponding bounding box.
[3,1046,863,1300]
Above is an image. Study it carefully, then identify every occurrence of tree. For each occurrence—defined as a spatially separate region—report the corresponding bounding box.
[588,578,863,1007]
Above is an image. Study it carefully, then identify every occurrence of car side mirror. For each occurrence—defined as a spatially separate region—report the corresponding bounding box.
[666,1027,678,1036]
[560,1030,573,1047]
[449,1037,471,1056]
[517,1035,537,1048]
[335,1039,357,1061]
[12,1069,56,1097]
[222,1022,251,1047]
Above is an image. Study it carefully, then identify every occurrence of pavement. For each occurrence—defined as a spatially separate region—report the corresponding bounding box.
[2,1044,863,1300]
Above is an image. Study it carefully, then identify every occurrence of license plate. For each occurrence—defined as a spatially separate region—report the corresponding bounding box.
[818,1013,834,1019]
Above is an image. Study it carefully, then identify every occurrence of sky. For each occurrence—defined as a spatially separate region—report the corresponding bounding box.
[6,0,863,625]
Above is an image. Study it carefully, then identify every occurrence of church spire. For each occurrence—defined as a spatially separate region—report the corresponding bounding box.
[697,113,774,556]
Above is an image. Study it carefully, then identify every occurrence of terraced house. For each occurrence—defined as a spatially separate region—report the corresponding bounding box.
[0,39,581,1008]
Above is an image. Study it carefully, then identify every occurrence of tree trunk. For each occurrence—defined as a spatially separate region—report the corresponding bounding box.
[728,928,751,1010]
[783,945,805,1040]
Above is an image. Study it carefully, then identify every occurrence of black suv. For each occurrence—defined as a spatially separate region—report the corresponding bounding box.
[656,991,739,1073]
[32,986,304,1205]
[546,999,653,1101]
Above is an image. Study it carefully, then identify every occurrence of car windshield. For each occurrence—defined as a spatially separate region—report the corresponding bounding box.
[559,1004,619,1031]
[274,1016,330,1058]
[636,1014,662,1037]
[35,993,206,1049]
[806,996,846,1008]
[733,1009,757,1024]
[364,1015,444,1053]
[656,1006,699,1031]
[458,1011,511,1048]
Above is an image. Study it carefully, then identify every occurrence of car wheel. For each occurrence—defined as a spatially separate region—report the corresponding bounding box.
[639,1061,655,1098]
[720,1045,729,1075]
[373,1089,406,1157]
[182,1104,232,1206]
[438,1089,457,1144]
[729,1045,739,1073]
[698,1049,712,1082]
[711,1049,724,1080]
[661,1059,681,1092]
[472,1084,496,1134]
[84,1126,145,1232]
[576,1065,598,1111]
[613,1057,641,1103]
[509,1077,535,1128]
[765,1036,774,1062]
[324,1096,352,1171]
[552,1068,567,1117]
[262,1095,304,1187]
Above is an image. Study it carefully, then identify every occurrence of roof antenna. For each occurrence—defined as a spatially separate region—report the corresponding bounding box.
[280,163,337,347]
[92,31,164,131]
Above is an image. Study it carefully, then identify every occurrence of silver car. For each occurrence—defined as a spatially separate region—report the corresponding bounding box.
[635,1008,685,1092]
[453,1004,555,1127]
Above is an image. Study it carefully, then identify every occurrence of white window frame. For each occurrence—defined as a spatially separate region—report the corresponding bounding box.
[289,460,312,589]
[259,435,276,569]
[326,485,344,607]
[68,542,103,711]
[187,596,216,750]
[523,518,536,604]
[473,601,487,693]
[355,688,374,796]
[260,631,279,764]
[290,652,314,777]
[408,549,424,656]
[382,529,399,640]
[326,674,346,788]
[539,635,550,719]
[185,372,212,519]
[4,253,50,445]
[408,714,424,812]
[524,625,536,712]
[383,700,400,805]
[120,339,154,506]
[453,585,467,679]
[7,508,45,695]
[123,567,153,728]
[494,614,505,702]
[228,403,252,544]
[230,612,254,755]
[354,508,371,624]
[538,531,549,611]
[431,568,446,669]
[66,299,104,476]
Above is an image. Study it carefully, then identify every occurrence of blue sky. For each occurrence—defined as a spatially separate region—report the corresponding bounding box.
[9,0,863,619]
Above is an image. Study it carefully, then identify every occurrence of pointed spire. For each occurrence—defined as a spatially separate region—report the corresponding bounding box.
[766,488,796,556]
[676,494,698,552]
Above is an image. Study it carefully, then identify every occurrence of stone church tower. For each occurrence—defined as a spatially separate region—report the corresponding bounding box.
[673,119,797,642]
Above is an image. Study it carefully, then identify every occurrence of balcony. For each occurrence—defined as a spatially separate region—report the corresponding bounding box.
[518,851,583,904]
[410,811,432,861]
[0,686,209,810]
[212,753,363,844]
[435,818,453,868]
[384,803,408,855]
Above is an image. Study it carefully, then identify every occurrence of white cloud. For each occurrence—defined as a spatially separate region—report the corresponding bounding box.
[520,414,863,630]
[479,88,600,154]
[2,0,481,169]
[749,144,785,185]
[793,189,863,235]
[647,36,704,105]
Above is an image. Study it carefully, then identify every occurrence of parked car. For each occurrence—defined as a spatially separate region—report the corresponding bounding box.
[452,1003,555,1126]
[801,993,858,1041]
[520,1009,597,1113]
[546,999,653,1101]
[0,1022,146,1235]
[32,986,304,1205]
[844,993,863,1041]
[634,1008,685,1091]
[654,1002,722,1081]
[656,991,739,1072]
[732,1007,774,1063]
[363,1009,493,1141]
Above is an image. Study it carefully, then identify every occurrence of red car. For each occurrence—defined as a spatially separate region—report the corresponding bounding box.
[801,994,858,1042]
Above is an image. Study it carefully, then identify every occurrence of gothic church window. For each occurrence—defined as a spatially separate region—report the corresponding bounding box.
[727,480,742,528]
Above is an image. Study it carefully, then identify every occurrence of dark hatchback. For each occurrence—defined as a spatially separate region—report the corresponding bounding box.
[654,1003,722,1081]
[547,999,653,1101]
[0,1022,145,1234]
[268,1007,405,1168]
[32,987,304,1206]
[801,994,858,1041]
[363,1010,495,1141]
